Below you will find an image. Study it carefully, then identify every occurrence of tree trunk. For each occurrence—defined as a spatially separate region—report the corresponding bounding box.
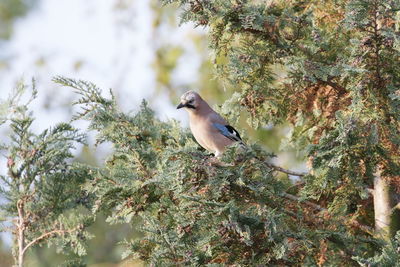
[373,167,392,240]
[18,228,24,267]
[17,200,25,267]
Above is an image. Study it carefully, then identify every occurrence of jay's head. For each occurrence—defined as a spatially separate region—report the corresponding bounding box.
[177,91,201,111]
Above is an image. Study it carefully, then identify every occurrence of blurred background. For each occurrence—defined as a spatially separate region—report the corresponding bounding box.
[0,0,304,266]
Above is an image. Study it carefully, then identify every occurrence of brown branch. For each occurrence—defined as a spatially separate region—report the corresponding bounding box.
[21,225,81,256]
[281,192,324,211]
[263,161,308,177]
[319,79,347,95]
[392,202,400,213]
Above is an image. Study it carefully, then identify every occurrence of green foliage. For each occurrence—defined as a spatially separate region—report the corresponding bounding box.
[64,0,398,264]
[53,77,379,266]
[161,0,400,154]
[0,81,93,266]
[354,231,400,267]
[1,0,400,265]
[161,0,400,247]
[305,113,393,215]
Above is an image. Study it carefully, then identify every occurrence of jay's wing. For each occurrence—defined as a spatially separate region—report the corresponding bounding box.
[212,123,242,142]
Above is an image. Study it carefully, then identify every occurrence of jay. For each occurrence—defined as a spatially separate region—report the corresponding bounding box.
[177,91,242,157]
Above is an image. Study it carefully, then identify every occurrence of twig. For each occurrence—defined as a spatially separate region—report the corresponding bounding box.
[21,226,80,256]
[263,161,308,177]
[318,79,347,95]
[392,202,400,213]
[281,192,324,211]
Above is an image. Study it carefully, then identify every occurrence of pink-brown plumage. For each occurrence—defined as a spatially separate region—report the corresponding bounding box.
[177,91,240,157]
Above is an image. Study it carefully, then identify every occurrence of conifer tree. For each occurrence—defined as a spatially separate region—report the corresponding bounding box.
[162,0,400,237]
[0,82,92,267]
[1,0,400,266]
[56,0,400,265]
[53,69,391,265]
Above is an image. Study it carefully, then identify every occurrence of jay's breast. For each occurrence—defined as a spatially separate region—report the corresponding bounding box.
[190,120,232,153]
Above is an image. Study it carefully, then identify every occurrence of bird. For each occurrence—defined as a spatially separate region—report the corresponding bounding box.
[177,91,242,157]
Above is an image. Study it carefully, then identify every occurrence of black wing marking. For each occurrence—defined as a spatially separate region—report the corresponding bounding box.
[213,123,242,142]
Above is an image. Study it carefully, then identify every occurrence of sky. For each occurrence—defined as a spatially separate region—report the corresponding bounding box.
[0,0,205,129]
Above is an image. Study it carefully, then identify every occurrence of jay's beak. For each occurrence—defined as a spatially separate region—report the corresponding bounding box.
[176,103,185,109]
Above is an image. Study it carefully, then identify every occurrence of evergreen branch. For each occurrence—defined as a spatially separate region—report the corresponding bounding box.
[280,192,375,235]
